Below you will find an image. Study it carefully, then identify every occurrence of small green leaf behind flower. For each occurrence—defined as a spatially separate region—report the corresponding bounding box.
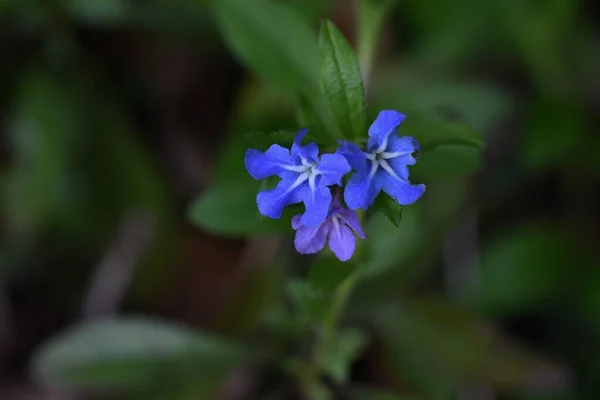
[188,180,296,236]
[371,194,404,228]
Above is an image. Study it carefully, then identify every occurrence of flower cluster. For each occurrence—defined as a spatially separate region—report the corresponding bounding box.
[245,110,426,261]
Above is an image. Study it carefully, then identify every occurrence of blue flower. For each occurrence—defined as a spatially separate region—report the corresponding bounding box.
[292,196,366,261]
[245,129,351,227]
[337,110,426,210]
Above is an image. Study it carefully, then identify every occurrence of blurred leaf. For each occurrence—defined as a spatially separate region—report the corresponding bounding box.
[213,0,320,91]
[317,329,367,384]
[478,223,576,316]
[215,265,279,336]
[286,279,330,324]
[406,0,501,69]
[347,386,413,400]
[188,180,297,236]
[4,70,79,238]
[67,0,130,25]
[356,0,399,79]
[410,144,483,182]
[245,129,325,152]
[376,299,568,394]
[370,75,512,133]
[245,130,297,151]
[296,90,342,142]
[522,99,586,171]
[360,207,424,279]
[318,20,366,140]
[285,0,332,22]
[398,115,484,152]
[371,194,403,228]
[33,317,245,393]
[352,179,470,304]
[308,257,357,292]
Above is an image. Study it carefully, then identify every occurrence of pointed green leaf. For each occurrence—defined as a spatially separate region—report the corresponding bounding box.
[371,194,404,228]
[318,20,366,139]
[213,0,320,91]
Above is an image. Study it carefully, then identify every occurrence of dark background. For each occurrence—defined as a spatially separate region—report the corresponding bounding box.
[0,0,599,399]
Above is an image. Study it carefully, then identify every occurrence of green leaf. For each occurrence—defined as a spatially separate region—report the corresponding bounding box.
[245,130,297,151]
[317,329,367,384]
[308,256,358,292]
[360,208,424,279]
[352,179,470,302]
[187,180,297,236]
[213,0,320,91]
[369,74,512,133]
[375,299,568,393]
[347,386,413,400]
[318,20,366,139]
[296,90,342,142]
[522,99,586,171]
[397,115,484,152]
[478,223,576,316]
[410,144,483,182]
[371,194,403,228]
[356,0,400,81]
[67,0,130,25]
[4,70,77,237]
[32,317,244,392]
[286,279,330,324]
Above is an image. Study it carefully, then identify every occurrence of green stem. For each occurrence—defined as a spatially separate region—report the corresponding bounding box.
[300,2,397,397]
[357,0,399,89]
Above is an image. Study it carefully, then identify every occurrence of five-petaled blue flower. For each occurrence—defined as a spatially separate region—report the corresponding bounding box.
[292,196,366,262]
[245,129,351,227]
[337,110,426,210]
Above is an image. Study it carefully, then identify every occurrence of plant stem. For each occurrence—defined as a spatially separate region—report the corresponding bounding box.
[357,0,399,90]
[300,2,397,397]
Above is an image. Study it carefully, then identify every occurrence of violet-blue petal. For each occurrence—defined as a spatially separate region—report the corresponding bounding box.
[382,175,426,205]
[293,219,330,255]
[328,220,356,262]
[291,214,303,230]
[344,168,384,210]
[336,141,367,170]
[291,129,318,164]
[256,174,304,219]
[317,154,351,186]
[245,145,294,180]
[300,182,332,227]
[336,209,367,239]
[385,159,410,180]
[329,193,345,215]
[383,136,420,166]
[367,110,406,152]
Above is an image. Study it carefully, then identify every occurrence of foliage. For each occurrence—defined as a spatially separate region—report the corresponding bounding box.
[0,0,598,399]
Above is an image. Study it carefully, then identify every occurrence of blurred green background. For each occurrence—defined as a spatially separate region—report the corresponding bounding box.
[0,0,599,399]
